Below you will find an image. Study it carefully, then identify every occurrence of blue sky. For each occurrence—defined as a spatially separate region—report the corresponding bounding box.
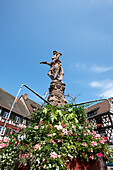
[0,0,113,105]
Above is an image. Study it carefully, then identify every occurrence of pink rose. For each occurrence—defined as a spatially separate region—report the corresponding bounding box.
[16,128,20,132]
[85,132,89,135]
[104,137,108,141]
[14,141,19,146]
[50,139,55,145]
[34,126,38,129]
[19,154,21,158]
[19,124,25,129]
[54,125,63,130]
[99,140,105,144]
[91,141,97,147]
[89,155,94,160]
[13,138,16,141]
[97,153,104,157]
[40,121,43,125]
[62,129,68,135]
[61,122,66,128]
[3,137,9,143]
[43,141,45,144]
[0,143,5,148]
[0,143,9,148]
[82,142,87,146]
[95,134,101,138]
[34,144,41,150]
[58,139,63,143]
[50,152,57,158]
[90,148,93,152]
[48,134,53,137]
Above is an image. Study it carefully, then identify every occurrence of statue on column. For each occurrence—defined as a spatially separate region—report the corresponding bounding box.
[40,51,64,81]
[40,51,67,106]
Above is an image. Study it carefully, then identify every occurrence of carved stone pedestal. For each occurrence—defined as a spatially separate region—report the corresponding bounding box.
[48,80,67,106]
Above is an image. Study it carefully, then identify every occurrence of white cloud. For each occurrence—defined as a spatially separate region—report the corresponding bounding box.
[90,80,113,98]
[74,63,86,71]
[100,89,113,98]
[91,0,113,4]
[91,65,113,73]
[90,81,103,88]
[74,63,113,73]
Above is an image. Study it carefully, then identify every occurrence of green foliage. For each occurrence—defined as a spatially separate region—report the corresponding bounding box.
[0,104,113,169]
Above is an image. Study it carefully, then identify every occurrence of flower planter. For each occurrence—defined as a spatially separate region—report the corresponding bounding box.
[97,124,102,128]
[66,158,100,170]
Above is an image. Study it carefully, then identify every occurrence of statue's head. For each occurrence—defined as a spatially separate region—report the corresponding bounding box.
[53,51,62,56]
[53,51,58,55]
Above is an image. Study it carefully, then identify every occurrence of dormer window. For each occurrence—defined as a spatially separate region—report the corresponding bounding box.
[87,107,99,117]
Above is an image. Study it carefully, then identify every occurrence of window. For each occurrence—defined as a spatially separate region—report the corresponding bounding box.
[5,128,17,136]
[3,112,9,119]
[5,127,12,136]
[10,113,16,121]
[87,108,99,117]
[15,116,20,123]
[0,126,6,135]
[0,108,3,117]
[22,119,26,124]
[96,117,102,124]
[0,108,2,115]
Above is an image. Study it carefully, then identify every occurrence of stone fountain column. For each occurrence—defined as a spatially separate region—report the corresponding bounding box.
[40,51,67,106]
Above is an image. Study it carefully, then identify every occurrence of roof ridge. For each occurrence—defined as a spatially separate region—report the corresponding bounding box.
[0,87,15,98]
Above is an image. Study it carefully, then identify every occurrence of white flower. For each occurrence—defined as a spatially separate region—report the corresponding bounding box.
[53,133,56,136]
[49,164,52,168]
[43,108,48,114]
[75,118,78,123]
[87,130,90,133]
[18,135,20,141]
[36,159,40,164]
[54,125,63,130]
[68,108,73,112]
[56,110,62,115]
[21,134,26,140]
[62,129,68,135]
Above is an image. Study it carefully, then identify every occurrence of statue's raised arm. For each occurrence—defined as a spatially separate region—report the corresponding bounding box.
[40,61,51,66]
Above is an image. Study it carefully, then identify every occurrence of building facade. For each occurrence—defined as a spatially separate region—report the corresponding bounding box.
[0,88,41,138]
[85,98,113,144]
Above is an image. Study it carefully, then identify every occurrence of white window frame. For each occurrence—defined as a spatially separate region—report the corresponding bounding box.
[15,116,20,123]
[22,119,26,125]
[0,126,6,136]
[0,108,2,115]
[3,111,9,119]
